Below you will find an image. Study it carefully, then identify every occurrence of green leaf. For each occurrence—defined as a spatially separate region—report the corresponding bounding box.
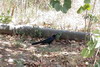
[63,0,71,9]
[81,48,89,58]
[93,30,100,34]
[77,6,85,14]
[87,41,95,50]
[96,41,100,49]
[81,48,95,58]
[77,4,91,14]
[50,0,71,13]
[87,49,95,57]
[50,0,55,8]
[64,0,71,8]
[54,3,62,11]
[83,4,91,10]
[95,60,100,67]
[87,37,97,50]
[84,0,90,4]
[61,0,71,13]
[61,6,68,13]
[50,0,60,8]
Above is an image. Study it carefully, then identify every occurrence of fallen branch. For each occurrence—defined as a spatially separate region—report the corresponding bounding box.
[0,23,90,41]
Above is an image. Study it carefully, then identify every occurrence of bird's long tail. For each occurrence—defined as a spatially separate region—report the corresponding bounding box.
[32,41,42,45]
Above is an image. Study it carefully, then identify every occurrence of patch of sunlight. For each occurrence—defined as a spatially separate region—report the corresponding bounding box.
[3,42,10,45]
[7,58,14,64]
[59,51,79,55]
[5,48,13,52]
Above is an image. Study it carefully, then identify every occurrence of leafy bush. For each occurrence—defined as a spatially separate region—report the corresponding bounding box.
[0,10,12,24]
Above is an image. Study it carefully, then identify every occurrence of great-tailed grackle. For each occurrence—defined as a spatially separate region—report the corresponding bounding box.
[32,34,57,46]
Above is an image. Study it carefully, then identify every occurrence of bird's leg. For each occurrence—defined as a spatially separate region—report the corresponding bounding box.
[48,44,51,47]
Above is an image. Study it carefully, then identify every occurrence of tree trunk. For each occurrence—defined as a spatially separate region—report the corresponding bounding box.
[0,23,90,41]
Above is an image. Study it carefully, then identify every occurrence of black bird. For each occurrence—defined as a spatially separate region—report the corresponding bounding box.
[32,34,57,46]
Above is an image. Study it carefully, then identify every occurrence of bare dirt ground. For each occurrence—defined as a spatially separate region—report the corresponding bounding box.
[0,34,99,67]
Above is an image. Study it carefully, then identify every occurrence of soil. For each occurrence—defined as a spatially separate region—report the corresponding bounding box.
[0,34,99,67]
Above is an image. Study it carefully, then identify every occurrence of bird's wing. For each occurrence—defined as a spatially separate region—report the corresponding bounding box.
[42,37,54,43]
